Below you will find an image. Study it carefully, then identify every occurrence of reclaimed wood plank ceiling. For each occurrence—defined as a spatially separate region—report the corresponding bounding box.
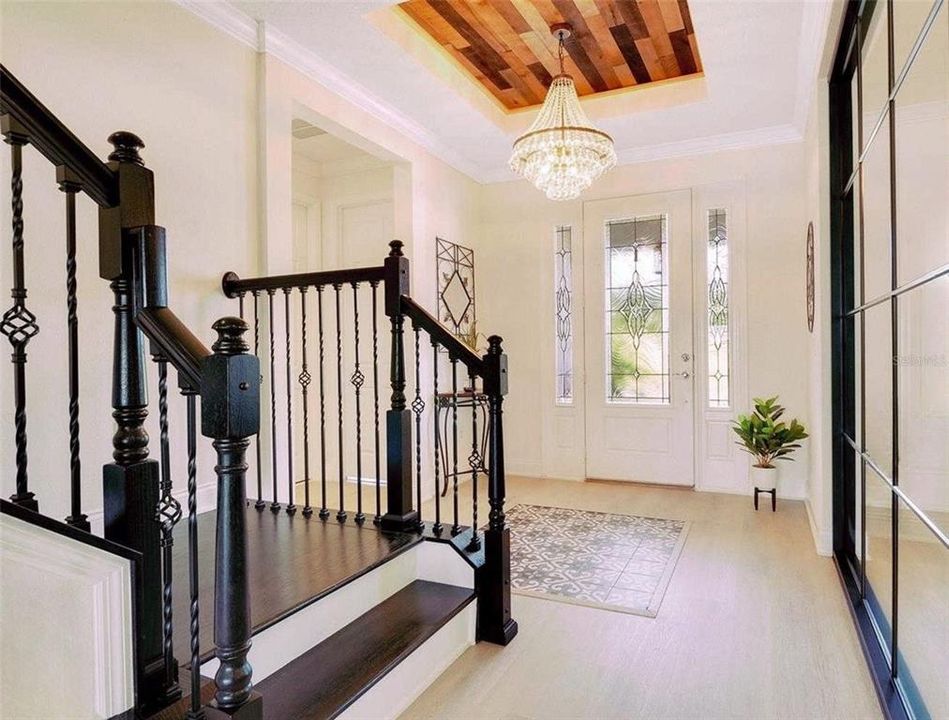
[397,1,703,110]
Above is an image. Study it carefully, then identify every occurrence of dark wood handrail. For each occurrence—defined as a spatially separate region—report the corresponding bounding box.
[0,64,117,208]
[137,307,211,391]
[222,266,386,297]
[400,295,484,373]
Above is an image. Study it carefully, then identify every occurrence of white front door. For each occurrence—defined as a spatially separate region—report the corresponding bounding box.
[582,190,695,485]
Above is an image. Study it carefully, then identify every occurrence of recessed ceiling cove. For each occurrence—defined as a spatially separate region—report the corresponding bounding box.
[396,0,703,111]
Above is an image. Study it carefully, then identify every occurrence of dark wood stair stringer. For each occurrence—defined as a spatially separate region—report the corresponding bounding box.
[255,579,476,719]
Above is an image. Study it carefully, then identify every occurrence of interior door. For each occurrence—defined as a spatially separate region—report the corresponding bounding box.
[583,191,694,485]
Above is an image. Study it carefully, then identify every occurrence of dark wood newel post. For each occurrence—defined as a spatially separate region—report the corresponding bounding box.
[476,335,518,645]
[98,131,177,709]
[381,240,419,532]
[201,317,263,720]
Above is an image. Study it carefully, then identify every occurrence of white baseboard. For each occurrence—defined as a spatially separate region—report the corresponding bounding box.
[85,481,219,536]
[805,498,833,557]
[505,460,543,477]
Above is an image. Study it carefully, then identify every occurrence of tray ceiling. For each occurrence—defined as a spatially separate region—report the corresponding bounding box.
[397,0,703,110]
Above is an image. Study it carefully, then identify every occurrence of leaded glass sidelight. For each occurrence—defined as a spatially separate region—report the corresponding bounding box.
[707,209,730,407]
[605,215,669,403]
[554,226,573,404]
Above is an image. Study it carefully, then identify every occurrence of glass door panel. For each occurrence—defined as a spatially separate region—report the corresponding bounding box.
[896,498,949,719]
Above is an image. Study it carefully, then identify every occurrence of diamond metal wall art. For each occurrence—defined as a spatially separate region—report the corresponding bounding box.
[436,238,476,349]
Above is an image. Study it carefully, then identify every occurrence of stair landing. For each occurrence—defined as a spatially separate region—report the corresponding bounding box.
[170,506,420,665]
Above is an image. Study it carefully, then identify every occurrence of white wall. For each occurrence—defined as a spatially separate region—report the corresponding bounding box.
[0,1,258,527]
[477,143,813,499]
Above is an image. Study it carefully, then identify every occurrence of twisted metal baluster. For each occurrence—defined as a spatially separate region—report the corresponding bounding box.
[334,284,346,522]
[371,281,381,525]
[184,391,204,720]
[317,286,329,520]
[267,289,280,512]
[2,135,38,511]
[299,288,313,517]
[252,291,264,510]
[468,368,481,550]
[156,358,182,695]
[61,181,88,530]
[432,341,442,534]
[351,283,365,524]
[284,289,296,515]
[411,325,425,531]
[451,357,460,535]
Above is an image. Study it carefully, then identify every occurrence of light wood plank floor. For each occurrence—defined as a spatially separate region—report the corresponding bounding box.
[394,476,882,720]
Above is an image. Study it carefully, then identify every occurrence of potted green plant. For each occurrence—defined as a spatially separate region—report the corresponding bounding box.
[733,396,808,492]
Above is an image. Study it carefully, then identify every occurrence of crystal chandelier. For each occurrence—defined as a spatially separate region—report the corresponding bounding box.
[509,24,616,201]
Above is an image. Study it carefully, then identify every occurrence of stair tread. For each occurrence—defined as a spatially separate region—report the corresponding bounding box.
[171,507,421,664]
[255,579,475,719]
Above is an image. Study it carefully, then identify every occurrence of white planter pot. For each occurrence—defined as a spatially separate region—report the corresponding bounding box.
[750,465,778,492]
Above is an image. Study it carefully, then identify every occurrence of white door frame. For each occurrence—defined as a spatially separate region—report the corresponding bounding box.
[546,181,749,491]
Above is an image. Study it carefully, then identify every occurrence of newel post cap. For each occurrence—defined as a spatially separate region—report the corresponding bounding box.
[201,317,259,439]
[487,335,504,354]
[388,239,404,257]
[107,131,145,166]
[212,316,249,355]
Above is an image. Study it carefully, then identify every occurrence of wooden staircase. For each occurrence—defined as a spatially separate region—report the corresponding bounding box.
[0,63,516,720]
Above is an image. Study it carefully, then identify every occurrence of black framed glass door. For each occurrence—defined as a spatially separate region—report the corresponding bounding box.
[829,1,947,719]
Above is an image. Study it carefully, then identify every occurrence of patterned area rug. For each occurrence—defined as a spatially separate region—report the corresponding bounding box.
[506,504,690,617]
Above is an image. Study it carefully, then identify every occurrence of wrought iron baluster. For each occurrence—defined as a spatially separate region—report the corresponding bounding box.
[155,358,182,696]
[267,289,280,512]
[299,288,313,517]
[432,341,442,535]
[184,391,204,720]
[317,286,329,520]
[351,283,365,524]
[334,283,346,522]
[468,368,481,550]
[451,357,459,535]
[371,281,381,525]
[283,289,296,515]
[2,131,38,511]
[411,325,424,531]
[60,179,88,530]
[252,291,264,510]
[238,292,245,321]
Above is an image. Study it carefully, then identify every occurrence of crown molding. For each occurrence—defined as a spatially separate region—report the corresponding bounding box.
[261,24,485,181]
[173,0,485,181]
[173,0,258,48]
[174,0,815,186]
[479,123,804,183]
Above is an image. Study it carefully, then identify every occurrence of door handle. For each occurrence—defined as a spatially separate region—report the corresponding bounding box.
[677,370,691,379]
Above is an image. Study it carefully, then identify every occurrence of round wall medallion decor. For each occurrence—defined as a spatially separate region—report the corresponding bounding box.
[806,221,815,333]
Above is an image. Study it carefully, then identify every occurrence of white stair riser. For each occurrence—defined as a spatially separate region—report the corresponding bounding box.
[340,603,476,720]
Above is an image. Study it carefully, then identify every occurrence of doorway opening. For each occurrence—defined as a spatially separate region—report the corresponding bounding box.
[291,118,396,271]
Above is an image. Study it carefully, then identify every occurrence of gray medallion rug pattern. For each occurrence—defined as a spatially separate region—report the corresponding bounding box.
[505,504,690,617]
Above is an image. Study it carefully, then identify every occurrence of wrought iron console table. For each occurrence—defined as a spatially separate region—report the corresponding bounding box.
[435,390,489,497]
